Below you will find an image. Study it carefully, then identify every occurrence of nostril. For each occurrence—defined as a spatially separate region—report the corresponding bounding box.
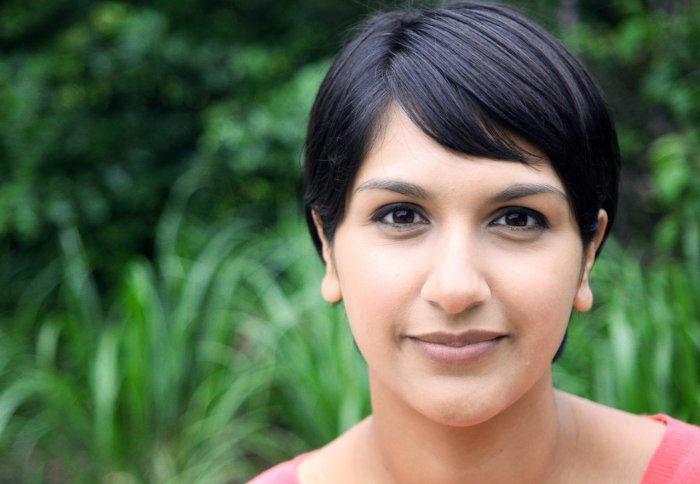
[420,266,491,314]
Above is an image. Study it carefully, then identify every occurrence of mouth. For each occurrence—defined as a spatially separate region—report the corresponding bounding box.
[406,330,506,364]
[408,330,506,346]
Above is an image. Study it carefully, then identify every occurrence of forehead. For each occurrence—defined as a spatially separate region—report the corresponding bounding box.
[352,108,565,195]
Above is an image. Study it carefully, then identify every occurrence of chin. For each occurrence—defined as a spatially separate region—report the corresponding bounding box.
[406,373,549,430]
[423,407,504,429]
[412,391,508,428]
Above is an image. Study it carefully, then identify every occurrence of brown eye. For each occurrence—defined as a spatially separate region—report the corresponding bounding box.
[491,207,548,230]
[391,208,416,224]
[505,212,529,227]
[373,204,428,226]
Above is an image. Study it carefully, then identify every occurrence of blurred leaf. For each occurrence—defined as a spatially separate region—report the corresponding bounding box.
[650,133,690,204]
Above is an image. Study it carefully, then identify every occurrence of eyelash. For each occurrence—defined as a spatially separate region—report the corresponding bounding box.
[489,207,549,231]
[372,204,549,232]
[372,203,429,229]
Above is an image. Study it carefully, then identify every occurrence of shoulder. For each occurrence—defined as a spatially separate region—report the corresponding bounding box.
[297,417,372,483]
[558,392,666,481]
[641,414,700,484]
[560,393,700,482]
[248,452,315,484]
[249,418,370,484]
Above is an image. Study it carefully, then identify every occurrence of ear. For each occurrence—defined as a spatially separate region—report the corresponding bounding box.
[573,209,608,312]
[312,211,343,303]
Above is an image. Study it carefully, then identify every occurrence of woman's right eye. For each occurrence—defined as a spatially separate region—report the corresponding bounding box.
[373,205,428,227]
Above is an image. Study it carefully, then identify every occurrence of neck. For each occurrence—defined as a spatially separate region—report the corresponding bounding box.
[363,372,571,484]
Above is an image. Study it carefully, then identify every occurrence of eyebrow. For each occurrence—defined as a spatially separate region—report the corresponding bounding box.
[354,178,567,203]
[489,183,568,203]
[355,179,429,199]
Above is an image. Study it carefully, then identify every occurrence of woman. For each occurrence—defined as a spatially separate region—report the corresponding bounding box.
[251,2,700,482]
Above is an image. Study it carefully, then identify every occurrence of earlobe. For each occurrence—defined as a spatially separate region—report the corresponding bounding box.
[573,283,593,312]
[312,211,343,303]
[573,209,608,312]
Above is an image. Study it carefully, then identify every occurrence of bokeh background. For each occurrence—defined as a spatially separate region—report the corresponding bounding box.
[1,0,698,481]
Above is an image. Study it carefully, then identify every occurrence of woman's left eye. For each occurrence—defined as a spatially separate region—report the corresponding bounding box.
[490,207,548,230]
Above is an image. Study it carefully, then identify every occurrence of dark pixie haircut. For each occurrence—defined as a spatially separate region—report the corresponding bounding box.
[303,1,620,257]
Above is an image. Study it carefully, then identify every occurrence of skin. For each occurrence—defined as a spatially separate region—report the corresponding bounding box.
[300,107,664,483]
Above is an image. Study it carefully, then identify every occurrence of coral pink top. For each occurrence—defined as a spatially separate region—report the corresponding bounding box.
[249,415,700,483]
[249,452,314,484]
[641,415,700,483]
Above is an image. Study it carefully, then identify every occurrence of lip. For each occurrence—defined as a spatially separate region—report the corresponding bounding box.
[407,330,506,364]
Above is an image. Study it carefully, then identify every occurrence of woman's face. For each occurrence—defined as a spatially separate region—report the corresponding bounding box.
[314,108,606,427]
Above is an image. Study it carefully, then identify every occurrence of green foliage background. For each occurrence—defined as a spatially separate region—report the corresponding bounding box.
[0,0,698,481]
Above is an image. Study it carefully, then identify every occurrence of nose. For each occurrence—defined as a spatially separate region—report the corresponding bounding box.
[420,229,491,315]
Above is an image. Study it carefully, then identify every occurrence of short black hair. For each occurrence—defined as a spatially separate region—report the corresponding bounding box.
[303,1,620,257]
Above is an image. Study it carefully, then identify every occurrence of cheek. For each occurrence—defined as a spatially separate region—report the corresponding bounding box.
[490,242,582,344]
[334,238,422,344]
[491,232,583,294]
